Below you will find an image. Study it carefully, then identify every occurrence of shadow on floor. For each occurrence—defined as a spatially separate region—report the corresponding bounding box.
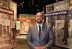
[14,39,29,49]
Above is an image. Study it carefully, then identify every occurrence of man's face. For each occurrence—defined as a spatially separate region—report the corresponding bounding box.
[36,13,44,23]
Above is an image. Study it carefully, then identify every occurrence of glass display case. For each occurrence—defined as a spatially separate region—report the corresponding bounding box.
[45,10,69,48]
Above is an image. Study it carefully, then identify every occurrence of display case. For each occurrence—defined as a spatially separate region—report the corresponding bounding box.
[68,8,72,49]
[0,6,16,49]
[45,10,69,48]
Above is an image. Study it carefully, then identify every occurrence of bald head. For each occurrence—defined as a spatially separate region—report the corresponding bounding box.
[36,12,44,18]
[35,12,45,24]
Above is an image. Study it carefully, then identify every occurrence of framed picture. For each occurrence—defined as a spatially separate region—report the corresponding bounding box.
[54,20,65,45]
[46,5,54,13]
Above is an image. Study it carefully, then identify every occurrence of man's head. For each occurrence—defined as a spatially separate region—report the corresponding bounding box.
[35,12,45,24]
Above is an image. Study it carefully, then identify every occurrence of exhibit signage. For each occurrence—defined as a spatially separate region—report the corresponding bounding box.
[45,10,67,16]
[0,7,13,15]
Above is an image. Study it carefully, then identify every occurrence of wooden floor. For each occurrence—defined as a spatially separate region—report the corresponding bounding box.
[14,39,29,49]
[14,39,69,49]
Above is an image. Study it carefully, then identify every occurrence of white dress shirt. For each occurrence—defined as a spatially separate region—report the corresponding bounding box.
[37,23,43,32]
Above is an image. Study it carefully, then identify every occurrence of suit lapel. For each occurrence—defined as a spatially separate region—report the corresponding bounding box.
[41,23,47,39]
[34,24,38,33]
[33,24,39,39]
[42,23,46,32]
[33,23,47,40]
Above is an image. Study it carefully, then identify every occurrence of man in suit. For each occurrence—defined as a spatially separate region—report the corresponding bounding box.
[27,12,53,49]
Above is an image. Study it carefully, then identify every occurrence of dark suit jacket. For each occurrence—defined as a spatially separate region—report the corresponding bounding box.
[27,23,53,49]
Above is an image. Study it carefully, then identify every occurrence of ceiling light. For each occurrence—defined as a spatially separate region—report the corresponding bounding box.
[20,3,23,5]
[23,2,24,3]
[32,3,34,5]
[29,5,31,6]
[20,3,22,4]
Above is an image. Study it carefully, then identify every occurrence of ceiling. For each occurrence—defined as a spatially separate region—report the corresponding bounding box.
[12,0,63,15]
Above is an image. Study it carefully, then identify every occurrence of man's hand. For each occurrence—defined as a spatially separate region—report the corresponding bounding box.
[35,47,41,49]
[40,46,47,49]
[35,46,47,49]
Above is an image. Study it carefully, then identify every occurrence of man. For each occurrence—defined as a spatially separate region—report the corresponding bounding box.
[27,12,53,49]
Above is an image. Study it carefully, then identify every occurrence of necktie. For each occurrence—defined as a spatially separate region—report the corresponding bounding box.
[39,25,41,38]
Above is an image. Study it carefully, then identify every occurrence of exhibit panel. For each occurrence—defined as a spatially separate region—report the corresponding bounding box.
[0,0,17,49]
[68,2,72,48]
[18,14,36,35]
[45,10,69,48]
[45,1,70,48]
